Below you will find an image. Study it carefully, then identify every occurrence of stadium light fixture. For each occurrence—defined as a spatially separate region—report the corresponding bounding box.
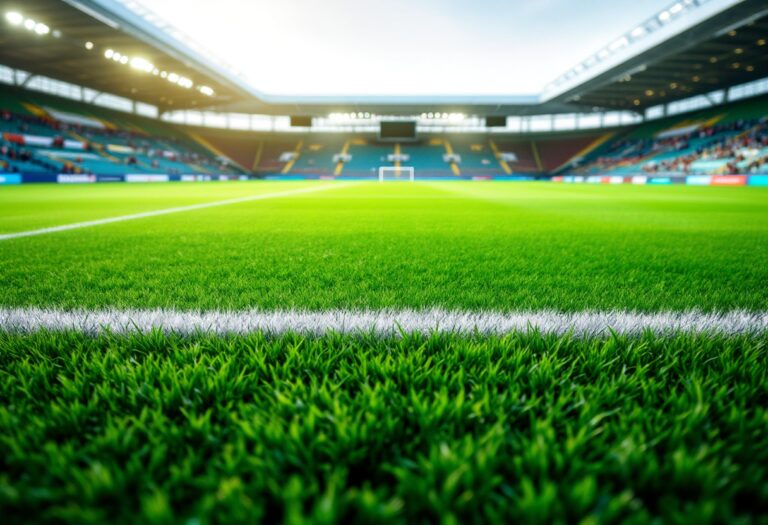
[658,11,671,23]
[167,72,179,83]
[199,86,214,96]
[669,3,684,15]
[85,41,94,50]
[119,56,128,65]
[130,57,154,73]
[609,37,628,51]
[104,48,114,59]
[34,23,49,35]
[5,11,23,25]
[23,18,35,30]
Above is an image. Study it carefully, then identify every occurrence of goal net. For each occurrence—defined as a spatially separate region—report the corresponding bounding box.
[378,166,415,182]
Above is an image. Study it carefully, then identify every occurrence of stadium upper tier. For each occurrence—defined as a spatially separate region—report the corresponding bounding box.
[1,85,767,183]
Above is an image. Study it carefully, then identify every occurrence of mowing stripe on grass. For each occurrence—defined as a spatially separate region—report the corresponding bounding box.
[1,308,766,336]
[0,183,354,241]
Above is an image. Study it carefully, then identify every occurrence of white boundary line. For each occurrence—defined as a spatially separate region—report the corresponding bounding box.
[0,183,353,241]
[1,308,766,336]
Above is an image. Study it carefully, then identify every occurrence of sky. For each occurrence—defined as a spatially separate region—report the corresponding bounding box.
[140,0,673,97]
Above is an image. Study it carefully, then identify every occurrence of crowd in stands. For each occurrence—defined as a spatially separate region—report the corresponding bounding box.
[577,116,768,176]
[0,143,61,173]
[1,108,239,175]
[642,118,768,174]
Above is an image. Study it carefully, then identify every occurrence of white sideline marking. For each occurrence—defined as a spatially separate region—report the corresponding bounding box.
[1,308,766,337]
[0,183,353,241]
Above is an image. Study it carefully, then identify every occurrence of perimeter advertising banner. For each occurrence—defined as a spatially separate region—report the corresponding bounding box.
[711,175,747,186]
[0,174,22,185]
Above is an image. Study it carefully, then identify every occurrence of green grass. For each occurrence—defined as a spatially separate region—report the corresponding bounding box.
[2,181,767,523]
[1,330,766,524]
[0,181,767,311]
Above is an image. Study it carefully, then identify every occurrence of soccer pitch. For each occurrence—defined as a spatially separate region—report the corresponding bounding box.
[1,181,767,312]
[1,181,767,523]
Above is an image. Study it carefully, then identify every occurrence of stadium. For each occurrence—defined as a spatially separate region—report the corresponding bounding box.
[0,0,767,522]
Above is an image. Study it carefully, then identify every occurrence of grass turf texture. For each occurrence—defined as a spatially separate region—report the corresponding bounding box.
[1,330,767,524]
[0,181,767,312]
[2,181,767,523]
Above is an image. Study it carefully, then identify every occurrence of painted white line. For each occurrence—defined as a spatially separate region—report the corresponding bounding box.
[0,183,353,241]
[1,308,766,336]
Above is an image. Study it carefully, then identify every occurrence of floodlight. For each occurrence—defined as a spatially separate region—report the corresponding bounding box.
[104,49,114,59]
[112,52,122,61]
[177,77,192,88]
[609,37,628,51]
[658,10,671,22]
[34,23,49,35]
[160,71,168,78]
[85,41,94,50]
[130,57,154,73]
[23,18,35,30]
[119,56,128,64]
[167,72,179,83]
[5,11,23,25]
[199,85,214,96]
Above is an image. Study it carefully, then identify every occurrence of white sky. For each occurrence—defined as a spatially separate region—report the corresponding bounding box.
[139,0,673,96]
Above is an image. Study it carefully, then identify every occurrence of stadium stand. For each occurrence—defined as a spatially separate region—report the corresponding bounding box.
[564,95,768,179]
[3,83,767,183]
[0,85,246,181]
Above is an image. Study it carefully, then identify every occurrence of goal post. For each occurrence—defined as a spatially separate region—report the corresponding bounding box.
[378,166,415,182]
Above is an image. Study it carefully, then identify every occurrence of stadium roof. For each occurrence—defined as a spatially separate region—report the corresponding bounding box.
[0,0,255,109]
[0,0,766,115]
